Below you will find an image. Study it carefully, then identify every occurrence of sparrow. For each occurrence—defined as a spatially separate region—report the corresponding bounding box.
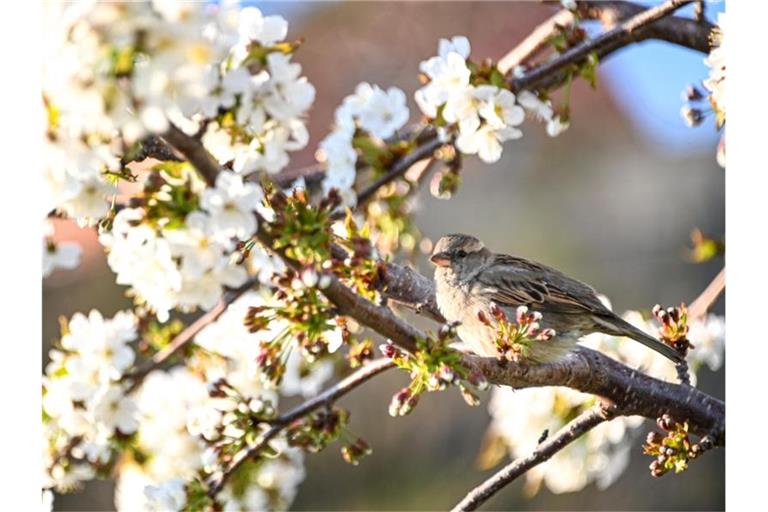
[430,233,682,364]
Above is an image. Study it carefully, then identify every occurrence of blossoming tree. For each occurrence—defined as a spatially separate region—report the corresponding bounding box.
[42,1,725,510]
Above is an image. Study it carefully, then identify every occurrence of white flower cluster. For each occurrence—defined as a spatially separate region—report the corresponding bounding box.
[704,13,726,167]
[318,82,411,204]
[415,36,568,164]
[114,292,334,511]
[43,2,313,227]
[99,171,263,322]
[43,220,82,278]
[43,310,138,491]
[704,13,725,126]
[486,310,725,495]
[200,49,315,175]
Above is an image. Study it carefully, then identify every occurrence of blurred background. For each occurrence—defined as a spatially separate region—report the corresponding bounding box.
[45,1,724,510]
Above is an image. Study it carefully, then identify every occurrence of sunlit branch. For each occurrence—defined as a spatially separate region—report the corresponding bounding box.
[451,404,611,512]
[124,278,257,392]
[689,267,725,320]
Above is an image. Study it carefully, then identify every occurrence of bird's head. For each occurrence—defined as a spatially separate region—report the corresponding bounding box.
[430,234,492,278]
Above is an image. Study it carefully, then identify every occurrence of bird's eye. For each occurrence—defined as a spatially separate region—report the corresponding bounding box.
[456,250,467,258]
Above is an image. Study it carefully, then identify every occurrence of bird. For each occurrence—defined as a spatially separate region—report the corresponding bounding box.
[429,233,682,364]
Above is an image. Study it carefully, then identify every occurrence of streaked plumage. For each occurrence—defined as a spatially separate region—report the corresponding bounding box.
[430,234,682,363]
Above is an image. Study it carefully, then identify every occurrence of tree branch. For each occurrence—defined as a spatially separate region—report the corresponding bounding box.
[206,358,394,496]
[498,8,577,73]
[688,267,725,320]
[577,0,713,52]
[124,278,257,392]
[508,0,711,93]
[355,134,445,206]
[130,12,725,497]
[161,124,221,187]
[451,404,612,512]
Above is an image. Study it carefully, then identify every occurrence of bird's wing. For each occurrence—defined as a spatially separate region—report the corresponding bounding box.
[473,254,608,315]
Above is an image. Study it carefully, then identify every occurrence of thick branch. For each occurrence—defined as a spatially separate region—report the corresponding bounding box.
[207,358,394,496]
[379,258,723,438]
[508,0,710,93]
[577,0,713,52]
[451,404,611,511]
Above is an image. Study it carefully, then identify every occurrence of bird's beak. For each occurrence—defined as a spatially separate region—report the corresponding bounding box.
[430,252,451,267]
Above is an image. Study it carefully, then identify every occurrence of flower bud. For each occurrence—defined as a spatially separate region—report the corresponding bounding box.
[515,306,529,325]
[646,431,662,445]
[301,267,319,288]
[459,385,480,407]
[379,342,400,359]
[388,388,419,417]
[468,370,489,390]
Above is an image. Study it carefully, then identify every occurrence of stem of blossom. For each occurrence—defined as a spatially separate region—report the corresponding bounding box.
[688,267,725,320]
[450,404,611,512]
[207,358,394,497]
[124,279,257,392]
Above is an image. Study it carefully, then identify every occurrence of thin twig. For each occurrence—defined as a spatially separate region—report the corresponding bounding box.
[498,8,576,73]
[688,267,725,320]
[355,136,445,206]
[207,358,394,496]
[124,279,257,391]
[451,404,611,512]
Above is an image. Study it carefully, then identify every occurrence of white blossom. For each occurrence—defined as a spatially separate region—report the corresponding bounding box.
[237,7,288,47]
[263,53,316,121]
[144,479,187,512]
[201,171,263,241]
[61,310,137,379]
[43,239,82,277]
[456,124,522,163]
[90,385,139,434]
[437,35,471,59]
[356,85,410,139]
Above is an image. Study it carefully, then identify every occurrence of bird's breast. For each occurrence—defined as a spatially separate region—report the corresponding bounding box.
[435,274,498,357]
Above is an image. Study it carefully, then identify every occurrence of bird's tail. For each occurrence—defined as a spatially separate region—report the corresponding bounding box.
[592,314,683,363]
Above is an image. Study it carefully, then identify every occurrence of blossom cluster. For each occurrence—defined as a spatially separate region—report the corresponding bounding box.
[317,82,411,204]
[43,310,138,491]
[119,291,333,511]
[99,169,266,321]
[415,36,567,164]
[485,306,725,495]
[43,1,314,264]
[681,13,725,167]
[43,292,334,510]
[705,13,726,167]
